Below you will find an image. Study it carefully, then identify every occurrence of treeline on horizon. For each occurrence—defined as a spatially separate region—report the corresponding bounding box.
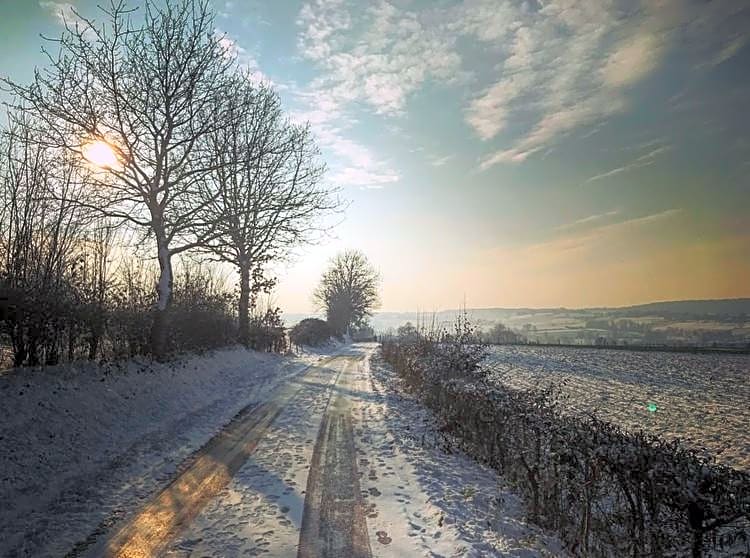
[0,0,339,367]
[375,302,750,349]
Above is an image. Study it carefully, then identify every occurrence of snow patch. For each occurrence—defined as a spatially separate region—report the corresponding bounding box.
[0,346,323,556]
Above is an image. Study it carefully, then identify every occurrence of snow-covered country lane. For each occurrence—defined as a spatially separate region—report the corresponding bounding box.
[2,343,564,557]
[162,344,565,557]
[0,345,332,557]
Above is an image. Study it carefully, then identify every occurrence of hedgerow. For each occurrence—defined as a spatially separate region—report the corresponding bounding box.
[381,321,750,557]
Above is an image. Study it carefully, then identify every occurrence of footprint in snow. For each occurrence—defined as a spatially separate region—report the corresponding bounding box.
[376,530,392,545]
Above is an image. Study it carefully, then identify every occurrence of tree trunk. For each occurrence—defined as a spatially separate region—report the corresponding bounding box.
[151,238,173,360]
[88,332,99,361]
[28,335,39,366]
[11,322,27,367]
[238,263,250,347]
[688,502,704,558]
[68,326,76,362]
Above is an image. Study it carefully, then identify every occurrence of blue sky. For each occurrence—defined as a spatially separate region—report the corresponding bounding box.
[1,0,749,312]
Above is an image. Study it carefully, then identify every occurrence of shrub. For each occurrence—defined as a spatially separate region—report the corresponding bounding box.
[247,307,287,353]
[289,317,335,348]
[167,262,237,352]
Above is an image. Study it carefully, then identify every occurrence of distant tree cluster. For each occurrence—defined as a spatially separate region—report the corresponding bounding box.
[479,321,525,344]
[313,249,380,336]
[578,317,748,348]
[0,0,337,365]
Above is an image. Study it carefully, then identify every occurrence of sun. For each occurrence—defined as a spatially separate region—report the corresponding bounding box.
[82,140,119,169]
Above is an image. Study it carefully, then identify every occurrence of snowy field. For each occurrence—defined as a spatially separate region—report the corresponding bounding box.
[482,345,750,471]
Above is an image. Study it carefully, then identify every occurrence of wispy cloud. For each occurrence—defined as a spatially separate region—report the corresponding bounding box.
[586,145,671,184]
[601,32,665,88]
[556,210,620,232]
[215,31,275,86]
[291,0,748,179]
[295,0,466,187]
[568,209,684,250]
[466,1,747,170]
[428,154,454,167]
[628,138,667,152]
[217,1,234,19]
[288,87,401,188]
[327,167,398,189]
[702,34,749,68]
[313,125,399,189]
[465,71,530,141]
[39,1,83,27]
[214,31,395,190]
[463,0,637,169]
[297,0,461,116]
[218,33,405,190]
[528,209,683,261]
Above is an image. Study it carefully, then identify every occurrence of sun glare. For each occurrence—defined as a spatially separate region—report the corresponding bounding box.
[82,140,119,169]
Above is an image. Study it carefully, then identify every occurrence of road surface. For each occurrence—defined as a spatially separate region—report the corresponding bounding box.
[68,344,559,557]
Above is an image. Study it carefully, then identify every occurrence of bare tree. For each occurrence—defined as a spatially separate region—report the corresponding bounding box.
[201,78,337,345]
[313,250,380,336]
[5,0,239,358]
[0,115,92,365]
[70,220,118,361]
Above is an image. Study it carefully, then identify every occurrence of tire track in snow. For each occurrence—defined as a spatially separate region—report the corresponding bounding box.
[76,355,343,558]
[298,355,372,558]
[164,350,347,556]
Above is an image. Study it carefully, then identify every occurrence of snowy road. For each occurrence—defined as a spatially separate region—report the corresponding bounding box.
[297,355,372,558]
[65,344,562,557]
[82,362,332,558]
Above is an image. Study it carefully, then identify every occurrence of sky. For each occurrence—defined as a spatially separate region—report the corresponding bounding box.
[1,0,749,313]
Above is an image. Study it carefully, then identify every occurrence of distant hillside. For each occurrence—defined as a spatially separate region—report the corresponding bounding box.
[285,298,750,332]
[376,298,750,320]
[361,298,750,332]
[614,298,750,317]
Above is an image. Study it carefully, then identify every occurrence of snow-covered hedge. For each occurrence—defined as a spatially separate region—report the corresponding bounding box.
[382,336,750,557]
[289,318,336,348]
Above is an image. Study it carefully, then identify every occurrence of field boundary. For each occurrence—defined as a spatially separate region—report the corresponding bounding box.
[381,339,750,557]
[485,341,750,355]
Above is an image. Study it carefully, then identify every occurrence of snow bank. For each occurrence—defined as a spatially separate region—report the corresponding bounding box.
[0,346,323,556]
[363,349,567,557]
